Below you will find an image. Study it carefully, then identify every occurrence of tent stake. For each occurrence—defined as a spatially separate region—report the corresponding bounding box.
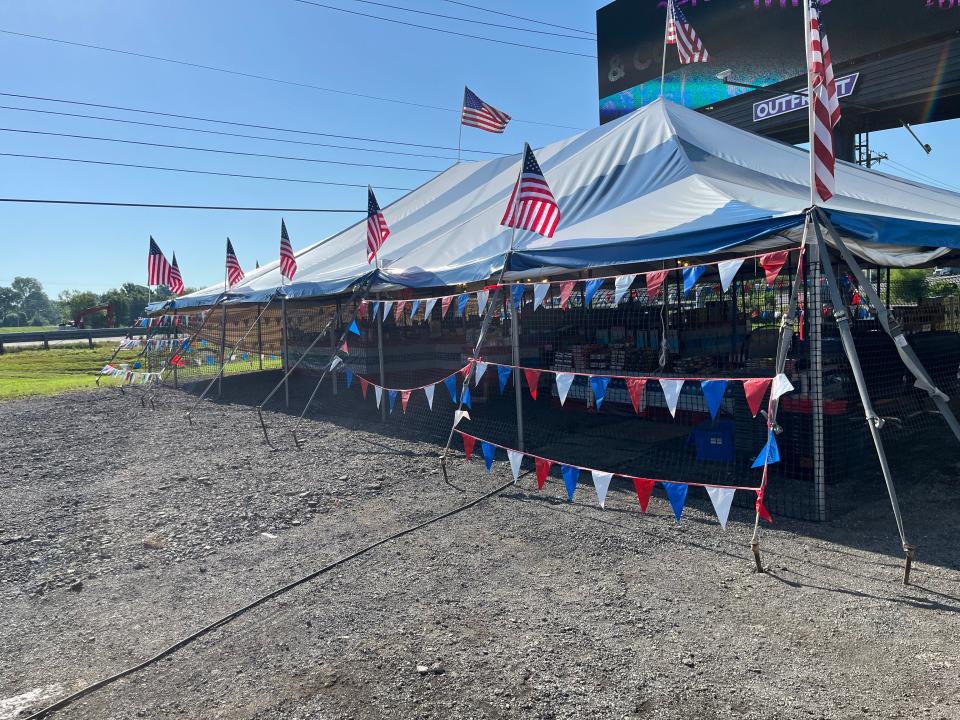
[750,540,763,573]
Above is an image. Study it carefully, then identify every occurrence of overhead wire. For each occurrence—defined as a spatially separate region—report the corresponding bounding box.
[437,0,596,36]
[0,198,365,211]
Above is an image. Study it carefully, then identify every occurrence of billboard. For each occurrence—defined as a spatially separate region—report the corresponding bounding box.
[597,0,960,125]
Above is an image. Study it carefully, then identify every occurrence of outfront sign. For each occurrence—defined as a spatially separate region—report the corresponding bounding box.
[752,73,859,122]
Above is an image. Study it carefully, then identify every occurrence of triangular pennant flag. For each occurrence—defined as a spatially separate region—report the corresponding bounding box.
[508,450,523,484]
[348,319,361,336]
[706,486,736,530]
[771,373,794,402]
[524,368,541,400]
[457,293,469,317]
[717,258,745,292]
[357,301,368,320]
[590,376,610,411]
[372,301,380,320]
[584,278,604,306]
[700,379,728,421]
[511,284,525,309]
[743,378,772,417]
[388,390,398,414]
[662,482,689,523]
[555,372,575,406]
[394,300,408,322]
[423,297,438,320]
[646,270,668,300]
[453,409,470,427]
[613,274,636,304]
[632,478,655,512]
[381,301,393,320]
[497,365,512,394]
[561,465,580,502]
[360,377,369,399]
[751,430,781,468]
[659,379,684,418]
[345,368,353,388]
[444,375,458,402]
[474,361,488,386]
[534,457,552,491]
[424,383,435,410]
[462,433,476,461]
[375,385,383,408]
[626,377,647,415]
[759,250,790,287]
[461,385,472,409]
[341,339,349,354]
[475,289,489,316]
[682,265,705,295]
[559,280,576,310]
[533,283,549,311]
[481,442,496,473]
[441,295,453,318]
[756,491,774,524]
[401,389,411,413]
[591,470,613,509]
[409,300,421,319]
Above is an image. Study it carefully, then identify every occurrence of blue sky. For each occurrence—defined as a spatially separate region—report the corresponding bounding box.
[0,0,956,296]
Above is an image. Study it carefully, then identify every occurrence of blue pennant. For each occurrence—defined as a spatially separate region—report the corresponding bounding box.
[372,301,380,319]
[561,465,580,502]
[512,284,525,309]
[444,375,458,403]
[584,278,604,306]
[133,361,142,370]
[345,369,353,388]
[457,293,469,317]
[662,482,688,523]
[241,352,249,361]
[481,442,496,473]
[388,390,398,414]
[498,366,512,394]
[683,266,706,294]
[348,319,361,336]
[410,300,421,318]
[590,376,610,411]
[461,385,472,409]
[201,339,207,348]
[206,356,214,365]
[751,430,781,468]
[700,379,728,420]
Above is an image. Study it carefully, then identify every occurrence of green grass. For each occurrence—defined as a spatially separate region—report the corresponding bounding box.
[0,345,140,401]
[0,325,59,334]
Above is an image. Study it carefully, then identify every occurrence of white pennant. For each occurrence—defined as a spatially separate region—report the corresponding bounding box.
[423,297,438,321]
[706,486,736,529]
[508,450,524,484]
[659,379,684,418]
[474,361,488,386]
[374,385,383,408]
[771,372,795,401]
[533,283,550,311]
[613,274,637,305]
[424,383,435,410]
[381,301,394,320]
[591,470,613,509]
[717,258,745,292]
[555,372,575,406]
[476,290,489,316]
[453,409,471,427]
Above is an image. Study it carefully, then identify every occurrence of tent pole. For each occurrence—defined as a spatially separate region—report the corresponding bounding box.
[282,296,290,410]
[257,303,263,372]
[811,214,914,583]
[659,0,670,97]
[331,300,340,397]
[377,301,386,422]
[511,283,525,452]
[807,237,827,523]
[217,303,227,399]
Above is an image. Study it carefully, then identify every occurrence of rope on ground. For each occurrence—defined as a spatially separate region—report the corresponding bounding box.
[23,478,515,720]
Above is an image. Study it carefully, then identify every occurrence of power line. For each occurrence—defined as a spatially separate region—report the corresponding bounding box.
[0,126,447,172]
[290,0,596,58]
[0,91,506,154]
[0,30,585,130]
[438,0,596,37]
[0,152,417,190]
[0,198,365,211]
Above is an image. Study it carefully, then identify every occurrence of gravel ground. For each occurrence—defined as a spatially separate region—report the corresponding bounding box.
[1,383,959,720]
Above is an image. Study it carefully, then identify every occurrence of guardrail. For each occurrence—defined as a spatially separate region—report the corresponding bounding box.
[0,327,170,352]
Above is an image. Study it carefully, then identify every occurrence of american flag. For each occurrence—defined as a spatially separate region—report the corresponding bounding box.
[461,87,511,134]
[809,1,840,201]
[225,238,245,288]
[147,237,172,287]
[279,219,297,281]
[366,186,390,264]
[666,0,709,64]
[500,143,560,238]
[169,252,184,295]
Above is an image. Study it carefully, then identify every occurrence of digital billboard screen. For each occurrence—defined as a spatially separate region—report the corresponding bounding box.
[597,0,960,125]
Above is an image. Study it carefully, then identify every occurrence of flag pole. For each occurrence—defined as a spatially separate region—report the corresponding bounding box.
[457,86,465,164]
[509,144,526,451]
[804,0,816,208]
[660,0,671,98]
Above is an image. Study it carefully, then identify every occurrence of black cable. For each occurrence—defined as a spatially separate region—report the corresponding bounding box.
[0,152,417,190]
[0,126,446,172]
[438,0,596,37]
[22,478,515,720]
[0,91,507,154]
[290,0,596,58]
[0,198,365,211]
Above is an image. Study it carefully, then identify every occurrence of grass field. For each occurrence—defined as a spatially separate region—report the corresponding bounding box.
[0,325,59,334]
[0,344,140,401]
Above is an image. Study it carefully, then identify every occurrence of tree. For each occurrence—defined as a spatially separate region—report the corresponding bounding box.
[57,290,101,325]
[889,269,929,305]
[0,277,57,326]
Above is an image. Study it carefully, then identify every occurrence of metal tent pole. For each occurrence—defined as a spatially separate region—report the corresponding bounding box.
[282,296,290,410]
[510,284,525,452]
[217,303,227,398]
[257,303,263,371]
[807,239,827,523]
[377,302,386,422]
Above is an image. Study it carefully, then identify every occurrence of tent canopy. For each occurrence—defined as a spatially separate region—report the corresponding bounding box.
[160,98,960,312]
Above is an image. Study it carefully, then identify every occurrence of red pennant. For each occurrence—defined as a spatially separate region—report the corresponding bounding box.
[646,270,669,301]
[441,295,453,318]
[524,368,541,400]
[170,354,184,367]
[851,292,861,306]
[626,377,647,415]
[358,301,369,320]
[743,378,771,418]
[756,491,773,524]
[461,362,473,379]
[360,377,369,399]
[759,251,790,288]
[462,433,476,462]
[535,457,553,491]
[341,339,349,354]
[559,281,576,310]
[632,478,655,513]
[394,300,408,322]
[401,390,411,413]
